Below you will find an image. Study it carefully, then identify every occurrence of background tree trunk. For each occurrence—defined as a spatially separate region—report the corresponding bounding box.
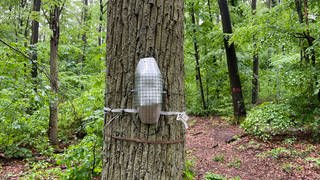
[207,0,213,23]
[303,0,315,65]
[251,0,259,105]
[218,0,246,118]
[30,0,41,91]
[48,5,61,146]
[102,0,185,179]
[80,0,88,64]
[295,0,303,23]
[98,0,105,46]
[190,2,207,112]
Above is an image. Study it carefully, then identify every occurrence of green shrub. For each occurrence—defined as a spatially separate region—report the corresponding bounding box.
[258,147,291,159]
[212,154,225,163]
[204,172,227,180]
[21,160,62,179]
[56,134,102,179]
[306,157,320,169]
[241,102,295,140]
[0,92,50,158]
[183,159,196,180]
[227,158,242,169]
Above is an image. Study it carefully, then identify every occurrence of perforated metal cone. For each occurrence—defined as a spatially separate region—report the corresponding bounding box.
[135,57,163,124]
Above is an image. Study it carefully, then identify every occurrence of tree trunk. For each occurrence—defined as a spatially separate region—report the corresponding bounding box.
[30,0,41,91]
[218,0,246,118]
[190,2,207,111]
[303,0,315,65]
[48,5,61,146]
[295,0,303,23]
[295,0,305,63]
[80,0,88,63]
[98,0,104,46]
[102,0,185,179]
[251,0,259,105]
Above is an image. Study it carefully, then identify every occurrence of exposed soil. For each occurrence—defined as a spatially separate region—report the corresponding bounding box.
[186,116,320,180]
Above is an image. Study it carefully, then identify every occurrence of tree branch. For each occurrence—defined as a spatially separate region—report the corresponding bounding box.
[0,38,31,60]
[41,7,50,24]
[0,37,51,82]
[59,0,66,15]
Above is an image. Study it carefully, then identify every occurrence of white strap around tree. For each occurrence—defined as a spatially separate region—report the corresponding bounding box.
[104,107,189,129]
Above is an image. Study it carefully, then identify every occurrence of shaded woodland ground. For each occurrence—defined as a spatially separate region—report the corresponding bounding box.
[186,117,320,179]
[1,116,320,179]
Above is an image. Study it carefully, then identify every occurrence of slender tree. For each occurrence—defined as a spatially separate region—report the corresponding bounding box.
[295,0,315,64]
[295,0,303,23]
[218,0,246,118]
[44,0,65,146]
[295,0,305,62]
[251,0,259,104]
[30,0,41,91]
[102,0,185,179]
[303,0,315,65]
[80,0,88,63]
[98,0,106,46]
[207,0,213,23]
[190,2,207,111]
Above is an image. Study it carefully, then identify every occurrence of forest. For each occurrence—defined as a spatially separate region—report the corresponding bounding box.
[0,0,319,179]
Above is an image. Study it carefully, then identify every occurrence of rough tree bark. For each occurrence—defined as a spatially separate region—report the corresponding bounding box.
[190,2,207,111]
[218,0,246,118]
[102,0,185,179]
[48,4,63,146]
[251,0,259,105]
[30,0,41,91]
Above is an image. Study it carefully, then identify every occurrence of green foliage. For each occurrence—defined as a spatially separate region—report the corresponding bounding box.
[204,173,227,180]
[281,163,301,173]
[306,157,320,169]
[258,145,315,159]
[59,72,104,138]
[22,160,62,179]
[56,134,102,179]
[212,154,225,163]
[0,82,50,158]
[183,159,196,180]
[258,147,291,159]
[241,102,295,139]
[282,137,296,145]
[227,158,242,169]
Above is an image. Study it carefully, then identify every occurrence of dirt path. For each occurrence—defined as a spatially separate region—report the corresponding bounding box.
[186,116,320,179]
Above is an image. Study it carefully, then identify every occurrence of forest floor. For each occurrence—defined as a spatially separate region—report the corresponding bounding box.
[1,116,320,179]
[0,156,26,179]
[186,116,320,179]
